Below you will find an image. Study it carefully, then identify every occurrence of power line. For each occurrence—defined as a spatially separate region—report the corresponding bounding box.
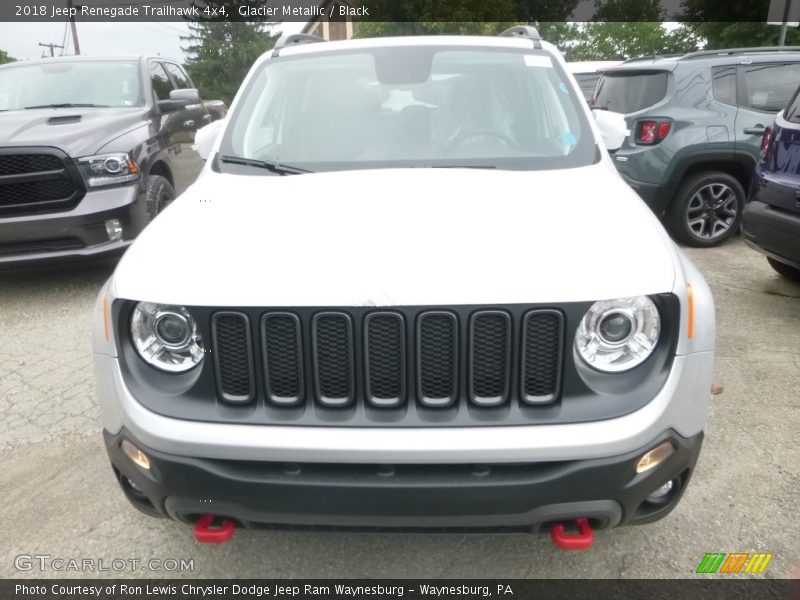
[60,22,69,55]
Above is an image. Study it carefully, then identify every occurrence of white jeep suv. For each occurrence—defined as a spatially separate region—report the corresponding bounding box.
[92,27,715,545]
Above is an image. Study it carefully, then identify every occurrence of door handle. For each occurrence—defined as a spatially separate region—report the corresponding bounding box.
[744,125,766,135]
[183,120,196,128]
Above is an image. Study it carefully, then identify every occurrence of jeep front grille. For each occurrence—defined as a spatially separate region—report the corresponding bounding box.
[0,148,85,216]
[209,305,566,424]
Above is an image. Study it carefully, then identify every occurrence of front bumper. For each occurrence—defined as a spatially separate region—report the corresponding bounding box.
[0,184,145,267]
[742,200,800,269]
[106,428,703,531]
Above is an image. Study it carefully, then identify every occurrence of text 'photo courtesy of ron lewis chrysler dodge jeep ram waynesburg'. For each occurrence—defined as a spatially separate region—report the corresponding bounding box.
[88,27,716,548]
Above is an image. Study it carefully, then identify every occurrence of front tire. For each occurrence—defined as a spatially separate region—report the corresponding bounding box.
[144,175,176,222]
[767,257,800,282]
[666,172,745,248]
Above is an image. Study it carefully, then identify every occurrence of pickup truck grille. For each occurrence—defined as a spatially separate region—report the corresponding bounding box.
[0,148,85,216]
[208,305,565,423]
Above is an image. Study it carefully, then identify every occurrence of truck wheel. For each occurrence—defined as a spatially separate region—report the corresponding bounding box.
[767,257,800,282]
[666,172,745,248]
[145,175,175,222]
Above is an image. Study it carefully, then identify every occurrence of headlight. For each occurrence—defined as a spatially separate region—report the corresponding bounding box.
[575,296,660,373]
[130,302,204,373]
[76,153,139,188]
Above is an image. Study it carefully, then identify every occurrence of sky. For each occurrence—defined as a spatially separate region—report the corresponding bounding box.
[0,21,305,62]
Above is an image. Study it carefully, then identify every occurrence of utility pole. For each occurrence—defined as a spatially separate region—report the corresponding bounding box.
[66,0,81,55]
[38,42,64,57]
[779,0,793,46]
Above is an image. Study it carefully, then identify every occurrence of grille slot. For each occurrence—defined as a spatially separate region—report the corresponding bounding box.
[469,311,512,406]
[364,312,406,407]
[212,312,255,403]
[417,311,458,407]
[312,312,355,406]
[521,310,564,404]
[0,150,83,216]
[262,312,303,405]
[0,153,63,175]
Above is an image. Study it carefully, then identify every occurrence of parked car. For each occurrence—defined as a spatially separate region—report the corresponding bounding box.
[742,91,800,281]
[595,47,800,247]
[0,56,226,267]
[566,61,621,101]
[93,28,715,545]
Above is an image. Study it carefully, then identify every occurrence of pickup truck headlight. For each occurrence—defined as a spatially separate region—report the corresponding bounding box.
[575,296,660,372]
[130,302,204,373]
[76,153,140,188]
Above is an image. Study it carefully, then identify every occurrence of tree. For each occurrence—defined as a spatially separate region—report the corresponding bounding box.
[570,22,699,61]
[182,22,278,105]
[0,50,14,65]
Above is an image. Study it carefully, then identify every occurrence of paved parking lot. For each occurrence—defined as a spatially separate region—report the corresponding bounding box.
[1,238,799,579]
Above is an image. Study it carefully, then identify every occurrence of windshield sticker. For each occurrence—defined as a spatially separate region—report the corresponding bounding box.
[561,132,577,146]
[524,55,553,68]
[558,82,569,95]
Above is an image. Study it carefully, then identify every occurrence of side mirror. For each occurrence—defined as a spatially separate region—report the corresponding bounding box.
[592,109,628,152]
[158,88,201,113]
[193,117,226,161]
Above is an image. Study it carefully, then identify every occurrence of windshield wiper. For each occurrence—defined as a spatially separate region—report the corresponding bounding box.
[24,103,109,109]
[219,155,311,175]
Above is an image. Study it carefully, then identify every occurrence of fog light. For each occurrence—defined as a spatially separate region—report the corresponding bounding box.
[647,479,674,500]
[121,439,150,470]
[105,219,123,241]
[635,442,674,473]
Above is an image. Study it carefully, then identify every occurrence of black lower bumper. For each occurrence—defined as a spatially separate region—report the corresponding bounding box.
[742,200,800,269]
[0,184,146,268]
[619,172,672,215]
[105,429,703,532]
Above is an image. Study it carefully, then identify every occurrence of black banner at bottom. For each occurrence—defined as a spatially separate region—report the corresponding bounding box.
[3,580,799,600]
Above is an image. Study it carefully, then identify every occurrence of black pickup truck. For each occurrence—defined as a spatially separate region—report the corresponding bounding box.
[0,55,226,267]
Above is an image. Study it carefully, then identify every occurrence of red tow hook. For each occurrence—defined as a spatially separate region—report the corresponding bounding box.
[193,514,236,544]
[550,517,594,550]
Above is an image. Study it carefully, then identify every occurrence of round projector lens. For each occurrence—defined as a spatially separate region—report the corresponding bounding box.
[103,157,124,174]
[155,312,190,346]
[599,312,633,344]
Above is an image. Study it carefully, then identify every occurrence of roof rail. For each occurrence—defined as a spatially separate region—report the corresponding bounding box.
[680,46,800,60]
[499,25,542,49]
[272,33,325,56]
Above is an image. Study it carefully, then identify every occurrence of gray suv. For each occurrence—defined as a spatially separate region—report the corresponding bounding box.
[595,47,800,247]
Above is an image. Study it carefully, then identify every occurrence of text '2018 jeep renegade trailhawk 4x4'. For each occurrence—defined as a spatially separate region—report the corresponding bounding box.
[93,28,715,547]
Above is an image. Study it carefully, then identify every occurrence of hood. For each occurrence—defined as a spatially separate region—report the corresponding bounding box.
[0,107,148,157]
[114,166,678,306]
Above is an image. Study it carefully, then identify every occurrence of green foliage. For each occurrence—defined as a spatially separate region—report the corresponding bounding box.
[0,49,14,65]
[682,22,800,49]
[570,22,700,60]
[182,22,278,105]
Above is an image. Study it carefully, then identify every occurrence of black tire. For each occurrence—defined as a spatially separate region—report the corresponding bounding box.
[666,171,745,248]
[767,257,800,282]
[144,175,176,222]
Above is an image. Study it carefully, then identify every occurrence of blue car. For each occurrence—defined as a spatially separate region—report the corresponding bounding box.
[743,90,800,281]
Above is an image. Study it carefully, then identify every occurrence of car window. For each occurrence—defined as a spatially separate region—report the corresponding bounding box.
[220,47,595,173]
[712,66,737,105]
[593,71,668,114]
[785,84,800,122]
[164,63,192,90]
[149,62,173,101]
[573,72,600,100]
[743,63,800,112]
[0,60,143,110]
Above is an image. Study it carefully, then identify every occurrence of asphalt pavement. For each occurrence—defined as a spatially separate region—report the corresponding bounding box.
[1,238,798,579]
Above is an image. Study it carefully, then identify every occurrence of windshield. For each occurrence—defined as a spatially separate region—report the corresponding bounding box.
[0,61,143,111]
[593,71,668,114]
[218,46,596,173]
